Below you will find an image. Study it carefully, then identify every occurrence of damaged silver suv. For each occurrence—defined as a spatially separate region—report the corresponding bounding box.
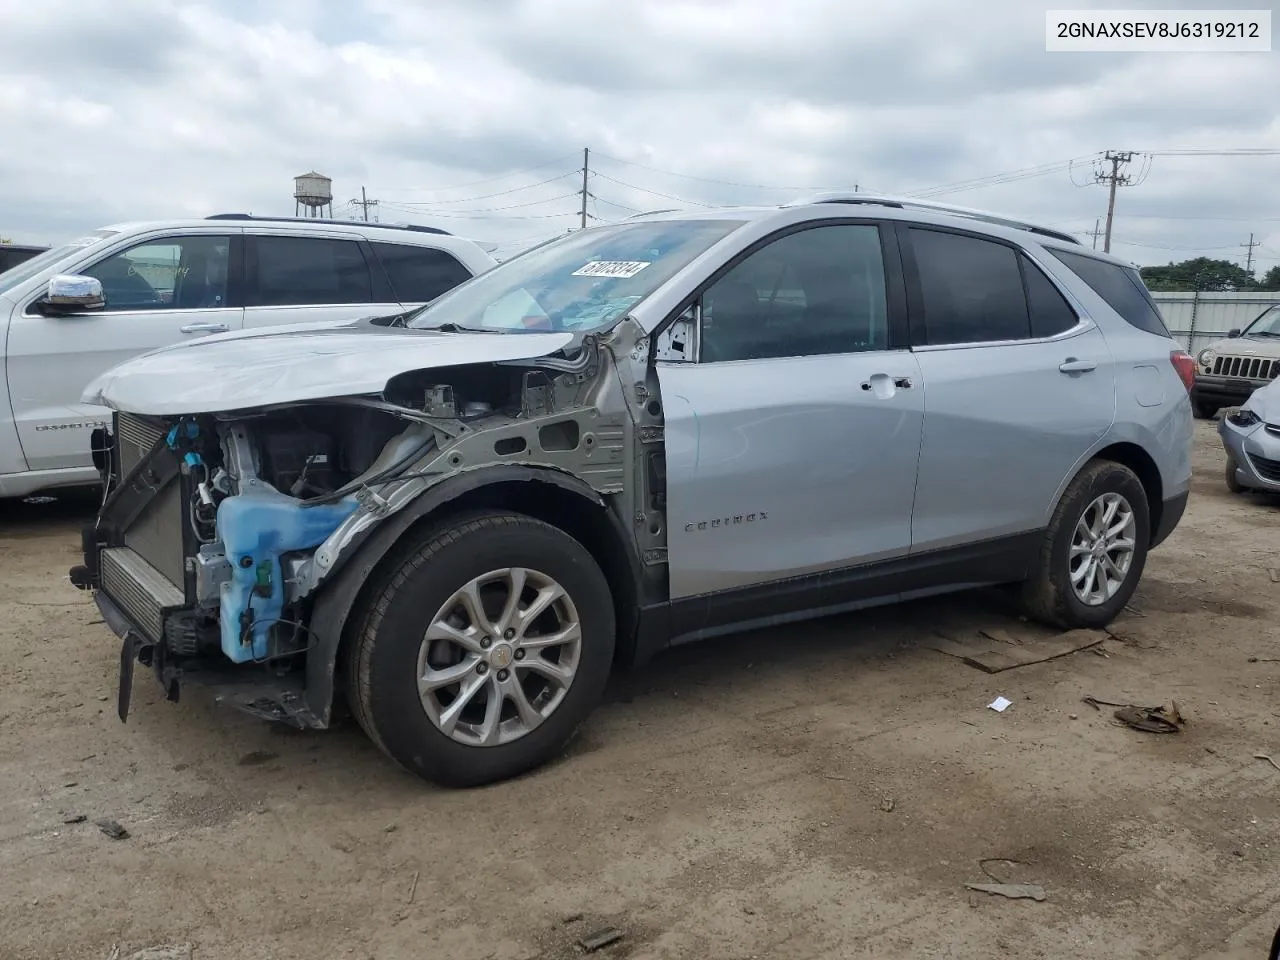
[73,195,1194,787]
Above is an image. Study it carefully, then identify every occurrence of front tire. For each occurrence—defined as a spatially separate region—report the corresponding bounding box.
[1021,461,1150,630]
[1225,455,1245,494]
[346,512,615,788]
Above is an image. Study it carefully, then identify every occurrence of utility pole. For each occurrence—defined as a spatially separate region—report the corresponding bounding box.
[1242,232,1260,275]
[350,186,378,222]
[1094,151,1135,254]
[579,147,590,230]
[1087,218,1104,249]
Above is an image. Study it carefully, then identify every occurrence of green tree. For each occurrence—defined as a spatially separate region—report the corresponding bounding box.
[1258,265,1280,291]
[1139,257,1256,292]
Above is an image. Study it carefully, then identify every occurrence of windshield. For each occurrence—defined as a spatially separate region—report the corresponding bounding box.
[1244,305,1280,337]
[0,230,119,296]
[407,219,744,333]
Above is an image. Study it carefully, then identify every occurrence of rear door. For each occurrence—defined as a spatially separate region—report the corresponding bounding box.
[902,225,1115,554]
[241,233,401,329]
[657,221,924,599]
[6,231,244,471]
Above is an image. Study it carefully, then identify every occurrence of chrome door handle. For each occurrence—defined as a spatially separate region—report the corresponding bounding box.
[1059,358,1096,373]
[180,322,229,334]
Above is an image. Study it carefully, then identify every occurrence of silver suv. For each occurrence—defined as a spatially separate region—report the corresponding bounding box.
[71,195,1194,787]
[1191,304,1280,420]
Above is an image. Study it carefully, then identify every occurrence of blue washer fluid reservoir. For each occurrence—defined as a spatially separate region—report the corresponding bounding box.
[216,483,359,663]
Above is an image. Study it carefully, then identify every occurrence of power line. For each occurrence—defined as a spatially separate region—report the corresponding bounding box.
[1145,149,1280,156]
[370,153,581,194]
[908,155,1100,199]
[590,171,715,207]
[591,151,832,192]
[1110,236,1244,252]
[382,192,581,215]
[385,171,579,206]
[591,193,646,214]
[377,201,580,222]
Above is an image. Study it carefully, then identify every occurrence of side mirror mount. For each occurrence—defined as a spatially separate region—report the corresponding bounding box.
[654,303,699,362]
[38,274,104,315]
[1228,327,1242,338]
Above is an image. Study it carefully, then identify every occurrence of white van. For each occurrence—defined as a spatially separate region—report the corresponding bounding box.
[0,215,496,498]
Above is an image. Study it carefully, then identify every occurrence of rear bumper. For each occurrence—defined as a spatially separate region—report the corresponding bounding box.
[1151,491,1189,548]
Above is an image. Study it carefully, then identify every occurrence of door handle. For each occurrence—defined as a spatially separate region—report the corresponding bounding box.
[1058,358,1097,374]
[180,322,229,334]
[860,375,914,392]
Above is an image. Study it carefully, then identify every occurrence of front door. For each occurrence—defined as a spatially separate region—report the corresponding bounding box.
[6,232,243,472]
[657,222,924,599]
[901,225,1116,553]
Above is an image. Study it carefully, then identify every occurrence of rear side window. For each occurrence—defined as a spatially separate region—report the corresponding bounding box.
[249,236,372,307]
[371,242,472,303]
[1021,255,1078,338]
[1046,248,1170,337]
[910,228,1029,344]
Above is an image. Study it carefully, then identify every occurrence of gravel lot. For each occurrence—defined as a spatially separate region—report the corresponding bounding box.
[2,420,1278,960]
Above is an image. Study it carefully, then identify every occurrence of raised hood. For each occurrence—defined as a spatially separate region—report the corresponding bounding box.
[81,318,574,415]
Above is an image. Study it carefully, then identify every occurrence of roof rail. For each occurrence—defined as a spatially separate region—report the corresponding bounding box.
[627,209,680,219]
[205,213,451,236]
[787,193,1080,245]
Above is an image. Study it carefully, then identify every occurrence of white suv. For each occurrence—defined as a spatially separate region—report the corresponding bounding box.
[0,215,496,499]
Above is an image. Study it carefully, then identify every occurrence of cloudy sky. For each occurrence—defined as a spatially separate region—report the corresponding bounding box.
[1,0,1278,270]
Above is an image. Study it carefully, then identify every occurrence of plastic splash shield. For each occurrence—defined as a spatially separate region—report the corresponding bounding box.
[216,486,359,663]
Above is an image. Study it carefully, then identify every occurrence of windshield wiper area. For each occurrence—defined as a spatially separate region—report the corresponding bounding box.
[416,321,506,334]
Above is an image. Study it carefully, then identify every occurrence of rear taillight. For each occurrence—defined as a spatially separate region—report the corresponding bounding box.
[1171,350,1195,393]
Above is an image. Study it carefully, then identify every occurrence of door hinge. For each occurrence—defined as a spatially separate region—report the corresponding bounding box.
[639,425,664,443]
[643,548,668,566]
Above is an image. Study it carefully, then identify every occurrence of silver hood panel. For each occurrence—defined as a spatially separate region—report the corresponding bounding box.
[81,319,574,415]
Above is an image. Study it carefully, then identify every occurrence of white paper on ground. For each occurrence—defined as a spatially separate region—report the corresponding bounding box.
[988,696,1013,713]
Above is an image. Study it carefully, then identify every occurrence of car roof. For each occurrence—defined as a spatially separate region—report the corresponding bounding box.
[621,194,1136,268]
[94,216,494,252]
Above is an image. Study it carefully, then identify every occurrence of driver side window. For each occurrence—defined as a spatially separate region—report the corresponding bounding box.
[699,224,889,363]
[82,235,231,312]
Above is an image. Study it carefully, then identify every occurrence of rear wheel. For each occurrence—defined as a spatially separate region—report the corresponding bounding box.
[1021,461,1150,630]
[346,512,615,788]
[1192,398,1218,420]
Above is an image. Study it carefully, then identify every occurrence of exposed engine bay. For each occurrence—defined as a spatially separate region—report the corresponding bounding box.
[77,337,668,728]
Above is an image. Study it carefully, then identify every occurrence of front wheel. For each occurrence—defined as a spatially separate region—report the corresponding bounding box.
[1225,455,1245,494]
[1021,461,1150,629]
[346,512,615,788]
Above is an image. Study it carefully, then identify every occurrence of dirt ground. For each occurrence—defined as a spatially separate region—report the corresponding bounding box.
[2,420,1279,960]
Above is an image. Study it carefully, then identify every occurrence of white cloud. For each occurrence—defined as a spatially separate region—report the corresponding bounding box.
[0,0,1278,269]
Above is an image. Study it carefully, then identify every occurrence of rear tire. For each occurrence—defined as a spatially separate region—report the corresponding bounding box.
[1192,399,1218,420]
[345,512,615,788]
[1020,460,1150,630]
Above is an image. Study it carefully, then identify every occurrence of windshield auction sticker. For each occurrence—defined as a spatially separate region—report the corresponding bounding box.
[572,260,651,279]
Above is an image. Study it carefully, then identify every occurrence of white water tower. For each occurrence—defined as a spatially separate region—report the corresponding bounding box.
[294,171,333,218]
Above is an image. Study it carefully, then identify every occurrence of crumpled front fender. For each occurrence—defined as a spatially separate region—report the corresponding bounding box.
[301,464,607,726]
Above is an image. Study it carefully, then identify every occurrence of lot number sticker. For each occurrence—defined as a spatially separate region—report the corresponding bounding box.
[572,260,651,279]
